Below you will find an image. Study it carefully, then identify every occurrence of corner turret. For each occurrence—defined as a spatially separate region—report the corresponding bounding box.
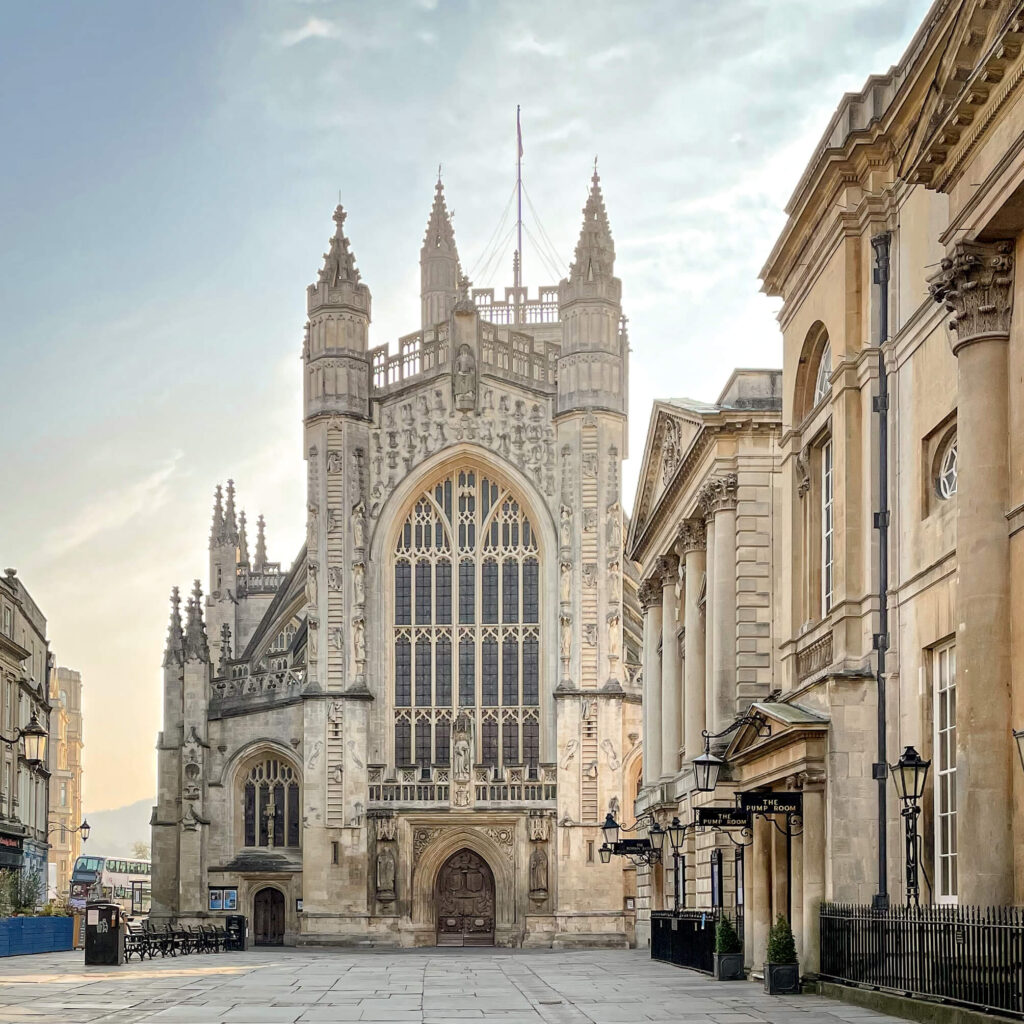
[183,580,210,663]
[421,176,463,328]
[305,203,372,421]
[557,166,627,417]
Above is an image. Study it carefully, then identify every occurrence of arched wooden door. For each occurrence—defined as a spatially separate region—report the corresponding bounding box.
[435,849,495,946]
[253,887,285,946]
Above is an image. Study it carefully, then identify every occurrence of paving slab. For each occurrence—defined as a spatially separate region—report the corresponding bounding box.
[0,948,922,1024]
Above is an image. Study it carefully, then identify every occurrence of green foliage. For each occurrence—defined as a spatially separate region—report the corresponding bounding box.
[0,869,47,916]
[38,899,72,917]
[715,914,743,954]
[766,913,798,963]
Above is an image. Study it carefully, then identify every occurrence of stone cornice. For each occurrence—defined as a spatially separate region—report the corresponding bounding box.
[928,239,1015,353]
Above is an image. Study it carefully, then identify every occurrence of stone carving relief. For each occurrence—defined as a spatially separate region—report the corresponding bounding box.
[484,826,515,863]
[677,518,706,554]
[600,738,620,771]
[560,561,572,605]
[560,738,579,769]
[699,474,739,520]
[376,847,396,900]
[413,827,442,861]
[307,619,319,664]
[306,504,319,552]
[582,452,598,478]
[529,846,549,897]
[307,445,318,504]
[353,616,366,664]
[795,446,811,499]
[560,615,572,681]
[375,815,397,842]
[330,627,345,651]
[582,563,597,589]
[328,508,342,533]
[306,740,323,771]
[305,561,318,609]
[327,566,343,592]
[453,713,473,783]
[661,417,682,485]
[583,507,597,532]
[352,501,366,550]
[606,501,622,552]
[328,701,344,723]
[453,343,477,411]
[182,732,202,803]
[607,609,621,663]
[352,562,365,606]
[326,449,344,474]
[528,815,550,842]
[560,505,573,552]
[584,623,598,646]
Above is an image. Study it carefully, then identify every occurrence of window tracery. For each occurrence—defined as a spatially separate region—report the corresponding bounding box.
[242,757,300,849]
[392,469,541,774]
[937,435,957,499]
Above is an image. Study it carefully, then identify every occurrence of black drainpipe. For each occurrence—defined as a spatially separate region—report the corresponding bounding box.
[871,231,891,911]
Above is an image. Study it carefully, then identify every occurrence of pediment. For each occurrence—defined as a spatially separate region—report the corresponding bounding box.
[725,702,829,761]
[904,1,1024,189]
[628,402,708,554]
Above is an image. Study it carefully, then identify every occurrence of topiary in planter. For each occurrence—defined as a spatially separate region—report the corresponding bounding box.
[764,914,799,994]
[713,914,745,980]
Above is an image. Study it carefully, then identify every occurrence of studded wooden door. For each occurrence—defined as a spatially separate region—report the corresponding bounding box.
[253,887,285,946]
[435,849,495,946]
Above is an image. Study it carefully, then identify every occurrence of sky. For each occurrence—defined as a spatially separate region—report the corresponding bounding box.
[0,0,932,815]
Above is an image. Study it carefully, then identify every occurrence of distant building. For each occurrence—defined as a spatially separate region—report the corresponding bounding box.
[48,667,84,899]
[0,568,51,885]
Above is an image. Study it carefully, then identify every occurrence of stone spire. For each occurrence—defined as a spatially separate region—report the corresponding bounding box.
[318,205,361,288]
[183,580,210,663]
[237,510,250,567]
[421,176,464,328]
[254,514,268,573]
[163,587,184,667]
[209,485,224,549]
[568,164,615,285]
[224,479,238,542]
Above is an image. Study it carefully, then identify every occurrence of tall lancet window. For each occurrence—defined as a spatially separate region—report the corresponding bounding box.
[393,469,541,775]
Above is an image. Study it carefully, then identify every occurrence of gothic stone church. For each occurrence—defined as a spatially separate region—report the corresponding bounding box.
[152,171,643,947]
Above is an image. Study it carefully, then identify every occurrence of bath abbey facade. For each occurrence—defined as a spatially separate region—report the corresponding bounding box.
[151,170,644,947]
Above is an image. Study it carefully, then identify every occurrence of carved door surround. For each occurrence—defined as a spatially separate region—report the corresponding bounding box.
[435,848,495,946]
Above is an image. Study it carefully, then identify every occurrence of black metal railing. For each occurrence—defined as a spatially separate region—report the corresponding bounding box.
[651,910,720,974]
[820,902,1024,1019]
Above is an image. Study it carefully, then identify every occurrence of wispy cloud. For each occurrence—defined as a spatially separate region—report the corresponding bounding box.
[48,452,183,558]
[507,34,566,58]
[279,16,339,47]
[586,44,632,69]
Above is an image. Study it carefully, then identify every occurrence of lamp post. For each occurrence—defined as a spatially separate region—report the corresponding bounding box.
[890,745,930,907]
[692,714,771,794]
[0,712,48,768]
[598,811,663,867]
[666,816,687,911]
[47,819,91,842]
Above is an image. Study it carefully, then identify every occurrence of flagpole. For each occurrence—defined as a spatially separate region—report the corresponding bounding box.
[515,104,523,326]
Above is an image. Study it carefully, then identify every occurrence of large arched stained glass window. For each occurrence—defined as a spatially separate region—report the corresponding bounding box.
[242,757,300,849]
[393,469,541,775]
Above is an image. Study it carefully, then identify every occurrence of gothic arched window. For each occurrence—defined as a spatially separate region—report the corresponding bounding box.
[393,469,541,775]
[242,757,300,849]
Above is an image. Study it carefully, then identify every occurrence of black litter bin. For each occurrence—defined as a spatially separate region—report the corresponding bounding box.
[84,901,125,965]
[224,914,248,951]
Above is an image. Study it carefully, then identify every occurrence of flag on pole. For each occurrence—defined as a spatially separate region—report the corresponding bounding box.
[517,105,523,159]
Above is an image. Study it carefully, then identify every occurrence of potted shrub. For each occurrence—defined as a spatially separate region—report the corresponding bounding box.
[764,914,799,994]
[713,914,745,980]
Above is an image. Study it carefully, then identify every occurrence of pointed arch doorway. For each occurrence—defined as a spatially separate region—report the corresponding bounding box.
[435,848,495,946]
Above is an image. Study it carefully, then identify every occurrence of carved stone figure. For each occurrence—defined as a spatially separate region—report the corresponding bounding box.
[560,738,579,769]
[583,508,597,532]
[529,846,548,896]
[307,740,323,771]
[528,816,549,842]
[328,701,343,723]
[305,562,318,608]
[328,566,344,592]
[453,738,471,782]
[376,847,396,898]
[453,343,477,410]
[584,623,598,646]
[582,563,597,589]
[375,815,397,842]
[326,450,344,474]
[606,501,622,551]
[601,738,621,771]
[307,504,319,550]
[560,615,573,660]
[607,609,621,662]
[308,619,319,662]
[328,508,342,533]
[560,505,573,550]
[560,561,572,604]
[353,617,366,663]
[352,502,366,548]
[330,627,344,651]
[353,562,365,606]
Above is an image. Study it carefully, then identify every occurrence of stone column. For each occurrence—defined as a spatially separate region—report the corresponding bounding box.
[701,475,738,738]
[657,555,681,779]
[929,240,1014,906]
[679,520,708,764]
[639,579,663,788]
[703,517,716,744]
[800,781,826,975]
[751,813,773,966]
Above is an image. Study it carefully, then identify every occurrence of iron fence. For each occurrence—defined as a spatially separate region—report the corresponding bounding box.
[820,902,1024,1019]
[651,910,720,974]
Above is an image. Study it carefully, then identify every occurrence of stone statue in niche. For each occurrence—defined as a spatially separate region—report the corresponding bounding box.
[328,701,343,723]
[305,562,318,609]
[606,501,622,551]
[582,563,597,589]
[607,609,621,662]
[308,619,319,663]
[607,560,620,595]
[529,847,549,897]
[560,505,573,551]
[352,502,366,549]
[560,561,572,605]
[307,505,319,550]
[453,343,477,411]
[582,452,598,478]
[353,617,366,663]
[584,623,598,646]
[328,566,344,592]
[376,847,396,899]
[583,508,597,532]
[452,712,473,782]
[560,616,573,661]
[326,450,344,474]
[353,562,365,606]
[330,627,344,651]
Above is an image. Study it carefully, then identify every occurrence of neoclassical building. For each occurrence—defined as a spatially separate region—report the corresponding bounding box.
[152,171,643,947]
[626,372,783,950]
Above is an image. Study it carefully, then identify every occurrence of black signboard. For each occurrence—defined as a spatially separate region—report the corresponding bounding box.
[615,838,651,855]
[696,806,750,828]
[739,791,802,816]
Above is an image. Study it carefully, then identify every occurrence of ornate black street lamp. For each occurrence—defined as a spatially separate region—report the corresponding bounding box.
[47,818,90,842]
[599,811,663,866]
[0,712,48,768]
[692,715,771,793]
[889,745,930,906]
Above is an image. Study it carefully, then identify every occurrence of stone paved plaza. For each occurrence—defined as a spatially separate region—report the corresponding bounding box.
[0,948,914,1024]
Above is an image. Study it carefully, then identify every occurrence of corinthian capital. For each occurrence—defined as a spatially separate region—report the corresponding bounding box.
[928,240,1015,354]
[676,518,706,555]
[638,578,662,611]
[698,473,739,520]
[654,554,679,585]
